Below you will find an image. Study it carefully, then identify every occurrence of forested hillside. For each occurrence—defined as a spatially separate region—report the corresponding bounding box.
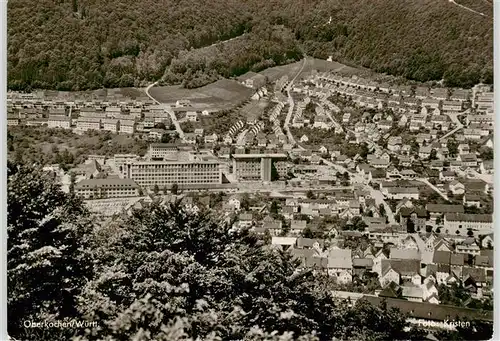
[7,0,492,90]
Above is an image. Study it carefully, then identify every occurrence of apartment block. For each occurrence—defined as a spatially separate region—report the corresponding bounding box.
[102,119,120,133]
[76,117,101,131]
[48,115,71,129]
[75,178,140,199]
[120,120,136,134]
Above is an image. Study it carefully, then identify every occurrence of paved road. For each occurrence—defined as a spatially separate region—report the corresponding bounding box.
[415,178,450,202]
[236,129,249,146]
[368,187,396,225]
[317,156,396,224]
[145,81,185,139]
[431,111,464,143]
[284,58,308,145]
[448,0,488,17]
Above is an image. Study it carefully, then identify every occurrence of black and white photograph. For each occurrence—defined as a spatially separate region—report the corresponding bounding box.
[4,0,496,340]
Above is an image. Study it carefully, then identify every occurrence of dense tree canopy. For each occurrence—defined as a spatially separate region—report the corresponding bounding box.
[7,163,95,340]
[8,0,492,90]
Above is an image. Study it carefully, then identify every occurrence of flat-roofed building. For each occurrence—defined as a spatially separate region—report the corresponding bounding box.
[120,120,136,134]
[102,118,120,133]
[129,160,221,188]
[48,115,71,129]
[75,178,140,199]
[105,106,123,117]
[48,108,66,116]
[79,111,107,119]
[129,107,143,119]
[114,154,140,178]
[442,100,462,112]
[76,117,101,131]
[475,92,493,111]
[149,143,181,159]
[7,114,20,126]
[232,153,289,182]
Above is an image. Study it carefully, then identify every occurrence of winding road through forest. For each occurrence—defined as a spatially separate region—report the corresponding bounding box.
[448,0,490,17]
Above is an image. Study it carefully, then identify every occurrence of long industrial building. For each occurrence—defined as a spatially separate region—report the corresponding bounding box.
[129,160,222,188]
[114,150,222,188]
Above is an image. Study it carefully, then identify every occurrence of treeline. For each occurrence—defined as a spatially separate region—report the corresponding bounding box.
[288,0,492,88]
[7,0,492,91]
[162,25,301,88]
[7,126,149,167]
[8,163,493,340]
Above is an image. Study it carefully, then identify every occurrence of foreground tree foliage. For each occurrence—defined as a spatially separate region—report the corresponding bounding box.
[7,162,95,340]
[7,0,492,90]
[7,164,490,340]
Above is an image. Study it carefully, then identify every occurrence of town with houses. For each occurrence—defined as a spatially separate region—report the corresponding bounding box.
[6,64,494,332]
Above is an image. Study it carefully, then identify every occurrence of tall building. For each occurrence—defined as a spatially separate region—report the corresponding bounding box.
[232,153,289,182]
[114,154,141,178]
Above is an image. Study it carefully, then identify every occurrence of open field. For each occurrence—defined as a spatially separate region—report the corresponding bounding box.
[149,79,254,111]
[296,58,360,81]
[180,98,270,136]
[239,99,269,122]
[258,61,304,83]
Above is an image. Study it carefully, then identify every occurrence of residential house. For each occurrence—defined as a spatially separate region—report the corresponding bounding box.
[458,144,470,155]
[455,239,480,256]
[238,213,254,228]
[449,180,465,195]
[422,98,440,109]
[227,195,242,211]
[385,187,419,200]
[380,259,421,287]
[76,117,101,131]
[399,156,412,168]
[426,204,464,221]
[186,111,198,122]
[439,170,456,182]
[458,154,478,167]
[442,100,462,112]
[327,248,353,284]
[463,129,482,141]
[387,136,403,152]
[400,169,417,179]
[290,220,307,236]
[204,133,218,144]
[402,286,424,302]
[418,146,432,160]
[429,160,444,171]
[463,193,481,208]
